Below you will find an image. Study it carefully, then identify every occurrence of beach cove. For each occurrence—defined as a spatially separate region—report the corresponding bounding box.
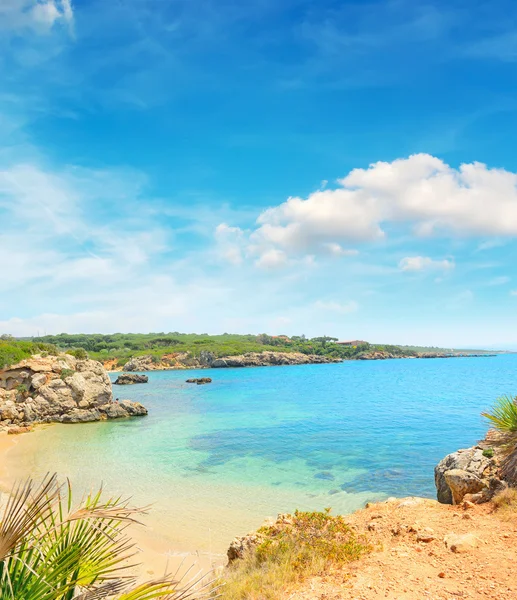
[1,355,516,564]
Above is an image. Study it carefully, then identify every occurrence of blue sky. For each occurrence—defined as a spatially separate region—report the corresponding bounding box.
[1,0,517,346]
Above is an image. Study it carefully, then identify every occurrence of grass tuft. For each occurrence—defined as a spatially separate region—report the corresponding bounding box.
[215,509,370,600]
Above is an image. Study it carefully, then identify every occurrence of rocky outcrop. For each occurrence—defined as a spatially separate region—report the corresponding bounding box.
[113,373,149,385]
[186,377,212,384]
[211,352,341,368]
[0,354,147,431]
[435,445,504,505]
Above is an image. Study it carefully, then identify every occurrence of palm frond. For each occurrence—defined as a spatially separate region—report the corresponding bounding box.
[482,395,517,433]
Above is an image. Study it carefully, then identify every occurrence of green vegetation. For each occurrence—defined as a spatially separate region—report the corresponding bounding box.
[482,395,517,487]
[482,448,495,458]
[15,383,29,395]
[0,474,213,600]
[482,395,517,433]
[30,332,418,365]
[66,347,89,360]
[215,509,370,600]
[0,335,59,370]
[60,368,76,380]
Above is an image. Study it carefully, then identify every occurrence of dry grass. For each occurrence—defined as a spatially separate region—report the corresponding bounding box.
[214,510,371,600]
[491,487,517,519]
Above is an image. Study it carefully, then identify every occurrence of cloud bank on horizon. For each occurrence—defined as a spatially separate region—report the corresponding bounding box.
[1,0,517,346]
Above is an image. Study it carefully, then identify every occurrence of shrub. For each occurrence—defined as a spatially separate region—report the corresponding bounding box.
[482,448,494,458]
[16,383,29,395]
[60,368,75,380]
[216,509,370,600]
[66,348,89,360]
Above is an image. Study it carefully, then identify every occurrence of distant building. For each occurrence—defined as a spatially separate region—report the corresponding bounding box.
[336,340,368,346]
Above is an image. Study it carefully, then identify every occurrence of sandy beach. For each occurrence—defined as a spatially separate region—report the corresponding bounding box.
[0,430,222,583]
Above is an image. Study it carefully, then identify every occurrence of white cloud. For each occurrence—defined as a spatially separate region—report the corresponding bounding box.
[399,256,455,272]
[214,223,245,265]
[238,154,517,262]
[255,248,288,270]
[324,243,359,257]
[511,290,517,297]
[313,300,358,314]
[0,0,74,33]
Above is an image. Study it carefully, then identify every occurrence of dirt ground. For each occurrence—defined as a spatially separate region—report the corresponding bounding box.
[289,497,516,600]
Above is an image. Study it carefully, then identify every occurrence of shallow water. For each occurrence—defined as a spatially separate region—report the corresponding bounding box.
[5,355,517,554]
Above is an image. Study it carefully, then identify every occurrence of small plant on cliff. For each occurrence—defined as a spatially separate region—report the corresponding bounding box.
[482,395,517,487]
[60,368,76,380]
[215,509,370,600]
[15,383,29,396]
[66,347,89,360]
[0,474,216,600]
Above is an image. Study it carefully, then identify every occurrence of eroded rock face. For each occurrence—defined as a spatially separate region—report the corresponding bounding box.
[113,373,149,385]
[0,354,147,431]
[435,447,497,505]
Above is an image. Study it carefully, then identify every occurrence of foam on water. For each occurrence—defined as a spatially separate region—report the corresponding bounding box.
[5,355,517,553]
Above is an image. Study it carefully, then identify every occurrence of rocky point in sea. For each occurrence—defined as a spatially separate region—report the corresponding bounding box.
[0,353,147,432]
[113,373,149,385]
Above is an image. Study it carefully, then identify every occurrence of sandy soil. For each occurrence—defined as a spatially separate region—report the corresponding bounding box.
[289,496,516,600]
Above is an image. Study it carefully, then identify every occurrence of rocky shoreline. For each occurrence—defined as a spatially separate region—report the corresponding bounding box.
[0,354,147,432]
[108,350,495,372]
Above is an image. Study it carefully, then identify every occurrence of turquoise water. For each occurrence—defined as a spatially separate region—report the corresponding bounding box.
[6,355,517,553]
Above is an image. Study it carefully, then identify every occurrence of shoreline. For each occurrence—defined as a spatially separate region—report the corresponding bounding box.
[0,430,225,578]
[105,352,502,372]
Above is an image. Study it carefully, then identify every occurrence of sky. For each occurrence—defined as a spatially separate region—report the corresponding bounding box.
[1,0,517,347]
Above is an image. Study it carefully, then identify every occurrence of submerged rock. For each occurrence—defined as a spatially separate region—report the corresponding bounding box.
[113,373,149,385]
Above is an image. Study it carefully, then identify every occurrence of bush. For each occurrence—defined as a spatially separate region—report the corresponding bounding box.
[66,348,88,360]
[482,448,494,458]
[16,383,29,395]
[216,509,370,600]
[60,368,76,380]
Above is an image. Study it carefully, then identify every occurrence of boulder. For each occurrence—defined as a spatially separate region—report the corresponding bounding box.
[444,533,480,553]
[443,469,485,505]
[435,447,493,504]
[119,400,148,416]
[113,373,149,385]
[0,354,148,426]
[186,377,212,385]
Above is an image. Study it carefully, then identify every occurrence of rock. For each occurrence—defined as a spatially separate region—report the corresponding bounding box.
[444,533,480,553]
[416,530,436,543]
[435,447,493,504]
[99,402,130,419]
[7,426,32,435]
[444,469,485,505]
[227,533,265,563]
[113,373,149,385]
[186,377,212,385]
[0,354,148,426]
[60,409,102,423]
[119,400,148,416]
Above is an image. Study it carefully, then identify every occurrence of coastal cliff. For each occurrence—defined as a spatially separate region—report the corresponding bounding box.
[119,351,342,371]
[113,349,473,372]
[0,354,147,431]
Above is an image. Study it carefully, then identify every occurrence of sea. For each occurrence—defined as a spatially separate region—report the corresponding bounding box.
[5,354,516,556]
